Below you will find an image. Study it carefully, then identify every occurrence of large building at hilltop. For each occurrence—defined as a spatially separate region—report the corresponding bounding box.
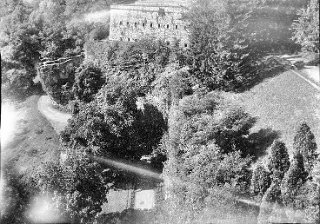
[109,0,191,48]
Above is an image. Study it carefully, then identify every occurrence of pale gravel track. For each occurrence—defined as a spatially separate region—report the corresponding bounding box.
[37,95,72,134]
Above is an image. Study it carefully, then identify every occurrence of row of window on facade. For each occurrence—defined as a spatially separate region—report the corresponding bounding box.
[119,36,188,47]
[119,20,187,30]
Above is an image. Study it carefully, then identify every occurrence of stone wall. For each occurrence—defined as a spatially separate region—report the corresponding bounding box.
[109,0,190,48]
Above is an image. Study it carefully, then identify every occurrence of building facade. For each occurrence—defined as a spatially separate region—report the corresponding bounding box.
[109,0,191,48]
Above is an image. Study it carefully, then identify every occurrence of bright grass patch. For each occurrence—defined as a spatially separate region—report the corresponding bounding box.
[223,70,320,156]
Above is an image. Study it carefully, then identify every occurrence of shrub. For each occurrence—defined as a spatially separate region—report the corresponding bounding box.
[251,164,271,197]
[72,62,105,103]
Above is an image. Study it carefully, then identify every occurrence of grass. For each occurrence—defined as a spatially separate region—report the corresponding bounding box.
[223,70,320,157]
[2,95,61,181]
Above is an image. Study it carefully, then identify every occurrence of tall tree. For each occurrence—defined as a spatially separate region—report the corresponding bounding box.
[292,0,320,53]
[281,152,308,205]
[267,140,290,181]
[293,122,318,173]
[37,151,109,224]
[161,92,254,223]
[186,0,258,92]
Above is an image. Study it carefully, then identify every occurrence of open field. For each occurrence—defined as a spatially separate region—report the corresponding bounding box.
[224,70,320,157]
[2,95,61,180]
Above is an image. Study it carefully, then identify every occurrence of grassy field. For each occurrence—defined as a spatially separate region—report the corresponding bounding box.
[224,70,320,158]
[2,95,61,181]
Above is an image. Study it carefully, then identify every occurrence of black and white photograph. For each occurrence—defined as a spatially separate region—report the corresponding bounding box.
[0,0,319,223]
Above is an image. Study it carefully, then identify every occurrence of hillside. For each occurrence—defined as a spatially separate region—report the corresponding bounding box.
[2,95,61,181]
[224,70,320,157]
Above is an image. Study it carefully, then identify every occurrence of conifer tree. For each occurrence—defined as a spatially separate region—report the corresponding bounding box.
[292,0,319,53]
[267,140,290,181]
[281,152,308,205]
[293,122,318,173]
[251,164,271,197]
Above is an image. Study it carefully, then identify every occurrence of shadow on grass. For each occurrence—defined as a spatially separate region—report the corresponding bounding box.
[248,128,281,161]
[236,59,287,93]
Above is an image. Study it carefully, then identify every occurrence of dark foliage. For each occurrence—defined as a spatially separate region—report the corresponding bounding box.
[267,140,290,181]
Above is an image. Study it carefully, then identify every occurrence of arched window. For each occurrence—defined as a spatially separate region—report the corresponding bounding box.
[167,24,169,29]
[184,43,188,48]
[150,23,153,28]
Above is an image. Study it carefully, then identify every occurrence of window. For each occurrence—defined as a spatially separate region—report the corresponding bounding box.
[158,24,161,28]
[119,21,123,25]
[176,25,178,29]
[135,22,138,27]
[128,38,130,41]
[127,22,129,26]
[167,41,170,45]
[150,23,153,28]
[167,24,169,29]
[143,23,145,27]
[120,37,123,41]
[184,43,188,48]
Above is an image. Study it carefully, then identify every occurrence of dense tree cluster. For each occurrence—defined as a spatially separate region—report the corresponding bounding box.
[256,123,319,223]
[156,92,255,223]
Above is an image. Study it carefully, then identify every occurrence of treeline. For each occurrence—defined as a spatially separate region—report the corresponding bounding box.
[0,0,131,97]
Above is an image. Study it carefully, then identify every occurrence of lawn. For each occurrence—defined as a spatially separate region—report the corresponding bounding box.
[2,95,61,181]
[224,70,320,157]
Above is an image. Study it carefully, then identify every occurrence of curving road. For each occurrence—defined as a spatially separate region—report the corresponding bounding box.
[37,95,72,134]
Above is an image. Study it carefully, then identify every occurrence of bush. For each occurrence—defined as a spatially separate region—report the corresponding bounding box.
[251,165,271,197]
[293,60,305,69]
[72,62,105,103]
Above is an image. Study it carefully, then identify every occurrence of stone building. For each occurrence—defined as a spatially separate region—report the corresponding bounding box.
[109,0,191,48]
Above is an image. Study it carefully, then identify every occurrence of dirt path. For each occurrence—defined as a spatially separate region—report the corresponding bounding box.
[37,95,72,134]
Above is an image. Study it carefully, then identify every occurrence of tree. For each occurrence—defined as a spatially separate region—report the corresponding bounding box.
[251,164,271,197]
[72,62,105,103]
[160,92,255,223]
[2,68,34,96]
[61,80,167,164]
[186,0,258,92]
[293,122,318,173]
[281,152,308,205]
[267,140,290,181]
[292,0,320,53]
[37,151,109,224]
[249,0,308,54]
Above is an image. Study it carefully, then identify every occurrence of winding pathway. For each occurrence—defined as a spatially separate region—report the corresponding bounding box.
[37,95,72,134]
